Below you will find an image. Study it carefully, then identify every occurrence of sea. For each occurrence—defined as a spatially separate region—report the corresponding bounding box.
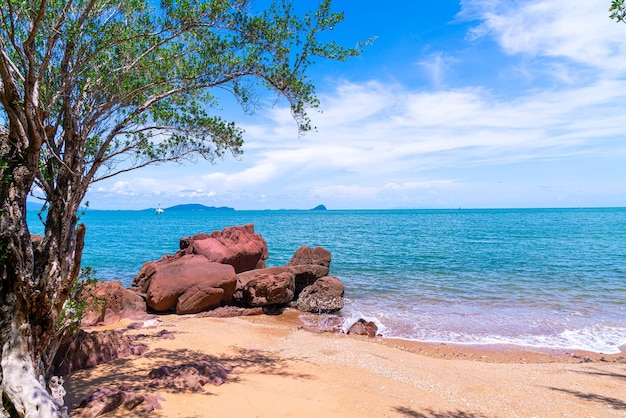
[27,207,626,354]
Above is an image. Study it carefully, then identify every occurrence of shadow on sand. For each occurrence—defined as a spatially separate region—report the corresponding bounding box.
[393,407,490,418]
[548,387,626,411]
[63,339,313,412]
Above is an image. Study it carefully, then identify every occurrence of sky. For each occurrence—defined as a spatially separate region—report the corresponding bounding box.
[87,0,626,210]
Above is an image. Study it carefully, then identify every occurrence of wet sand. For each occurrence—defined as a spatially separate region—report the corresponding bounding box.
[64,310,626,417]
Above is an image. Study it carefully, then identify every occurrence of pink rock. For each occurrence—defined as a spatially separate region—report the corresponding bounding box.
[142,254,237,314]
[286,246,331,297]
[78,280,148,326]
[235,267,295,307]
[76,386,164,416]
[347,319,378,337]
[148,361,233,391]
[287,245,331,268]
[286,264,330,297]
[180,224,268,273]
[53,330,148,376]
[195,306,264,318]
[132,253,181,295]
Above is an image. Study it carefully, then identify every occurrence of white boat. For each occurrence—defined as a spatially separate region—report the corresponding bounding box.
[156,203,164,215]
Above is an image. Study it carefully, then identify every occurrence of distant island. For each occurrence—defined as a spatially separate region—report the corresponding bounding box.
[311,204,327,211]
[163,204,235,212]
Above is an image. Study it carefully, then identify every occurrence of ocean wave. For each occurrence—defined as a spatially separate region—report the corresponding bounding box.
[340,300,626,354]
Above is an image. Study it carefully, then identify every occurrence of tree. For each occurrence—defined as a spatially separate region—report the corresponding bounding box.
[610,0,626,22]
[0,0,362,415]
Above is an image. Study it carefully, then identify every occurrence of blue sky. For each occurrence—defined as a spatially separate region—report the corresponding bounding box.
[87,0,626,210]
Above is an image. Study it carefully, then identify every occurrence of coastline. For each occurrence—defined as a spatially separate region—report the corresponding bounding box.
[26,208,626,355]
[65,310,626,417]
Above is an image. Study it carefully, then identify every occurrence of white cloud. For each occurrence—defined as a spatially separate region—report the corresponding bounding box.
[109,181,135,196]
[84,0,626,209]
[384,180,457,191]
[417,51,459,87]
[89,68,626,209]
[462,0,626,74]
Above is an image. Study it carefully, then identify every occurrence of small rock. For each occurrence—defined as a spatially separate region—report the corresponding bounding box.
[148,361,233,391]
[347,319,378,338]
[196,306,264,318]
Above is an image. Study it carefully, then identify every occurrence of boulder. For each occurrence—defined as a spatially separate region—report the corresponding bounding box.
[78,280,148,326]
[53,330,148,376]
[75,386,164,417]
[148,361,233,391]
[286,246,331,297]
[347,319,378,337]
[287,245,331,268]
[234,267,295,307]
[143,254,237,314]
[180,224,268,273]
[286,264,330,298]
[132,253,182,295]
[296,276,344,314]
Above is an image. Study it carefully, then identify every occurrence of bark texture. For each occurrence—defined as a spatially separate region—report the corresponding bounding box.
[0,121,84,415]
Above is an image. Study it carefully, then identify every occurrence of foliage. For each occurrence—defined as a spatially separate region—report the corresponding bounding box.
[55,267,100,338]
[1,0,365,203]
[0,158,9,184]
[0,1,361,413]
[610,0,626,22]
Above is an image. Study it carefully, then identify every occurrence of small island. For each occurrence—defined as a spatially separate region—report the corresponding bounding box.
[310,204,327,211]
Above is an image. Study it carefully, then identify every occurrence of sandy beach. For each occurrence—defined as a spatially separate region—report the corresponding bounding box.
[64,311,626,418]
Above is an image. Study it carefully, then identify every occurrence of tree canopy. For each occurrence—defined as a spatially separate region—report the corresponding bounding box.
[1,0,363,196]
[0,1,363,415]
[610,0,626,22]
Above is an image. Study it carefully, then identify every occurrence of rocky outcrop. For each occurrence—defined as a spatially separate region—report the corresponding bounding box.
[140,254,237,314]
[132,253,180,295]
[296,276,344,313]
[180,224,268,273]
[78,280,148,326]
[130,227,344,316]
[74,386,164,417]
[287,245,331,268]
[53,330,148,376]
[234,267,295,307]
[148,361,233,391]
[286,246,331,297]
[74,360,232,416]
[347,319,378,337]
[195,306,264,318]
[286,264,330,298]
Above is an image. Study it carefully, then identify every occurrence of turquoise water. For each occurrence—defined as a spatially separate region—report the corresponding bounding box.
[27,207,626,353]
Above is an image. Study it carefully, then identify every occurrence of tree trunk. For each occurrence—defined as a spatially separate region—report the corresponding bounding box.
[0,132,83,416]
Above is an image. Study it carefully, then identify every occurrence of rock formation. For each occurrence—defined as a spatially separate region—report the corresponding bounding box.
[234,266,295,307]
[286,246,331,297]
[52,330,148,376]
[347,319,378,337]
[180,223,268,273]
[148,361,233,391]
[296,276,345,313]
[129,227,344,316]
[139,254,237,314]
[73,386,164,417]
[78,280,148,326]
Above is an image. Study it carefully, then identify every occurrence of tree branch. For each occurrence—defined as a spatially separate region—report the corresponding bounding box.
[24,0,48,49]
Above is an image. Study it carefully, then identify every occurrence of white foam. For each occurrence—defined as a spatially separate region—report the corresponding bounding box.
[343,302,626,353]
[339,310,387,335]
[384,325,626,354]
